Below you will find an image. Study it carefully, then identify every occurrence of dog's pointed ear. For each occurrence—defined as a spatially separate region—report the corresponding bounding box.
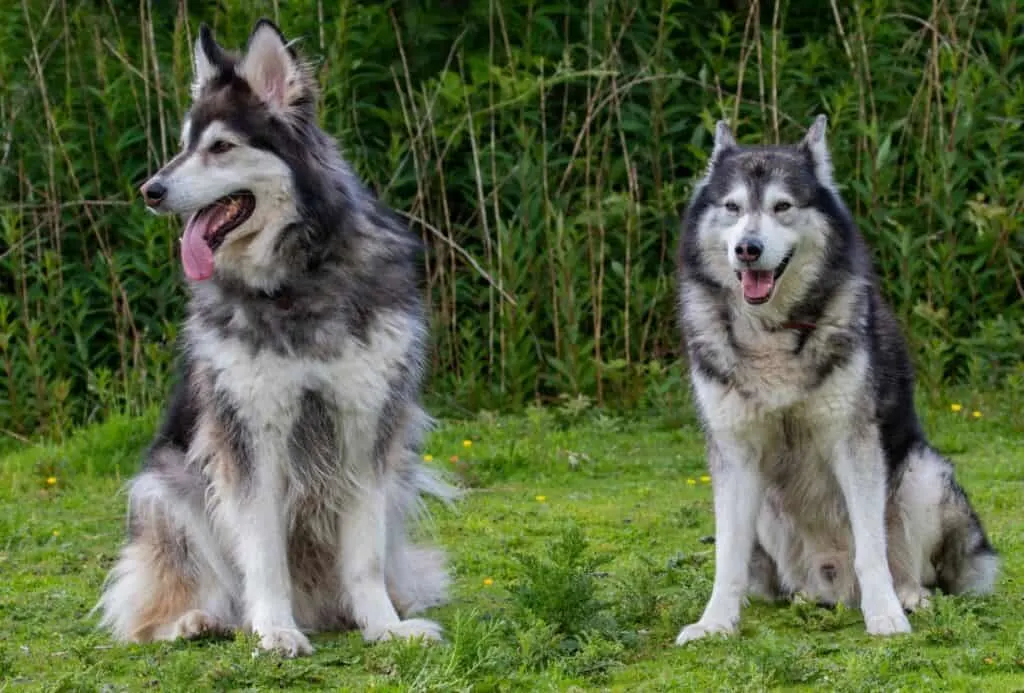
[800,114,834,188]
[711,120,737,162]
[191,24,223,99]
[238,19,305,112]
[696,119,737,187]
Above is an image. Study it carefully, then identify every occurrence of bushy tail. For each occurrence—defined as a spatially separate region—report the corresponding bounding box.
[931,458,999,596]
[387,542,451,617]
[384,447,461,617]
[902,444,999,597]
[415,463,463,506]
[935,513,1000,596]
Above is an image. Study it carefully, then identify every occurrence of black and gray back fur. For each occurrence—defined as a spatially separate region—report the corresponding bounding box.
[94,19,458,657]
[672,115,998,646]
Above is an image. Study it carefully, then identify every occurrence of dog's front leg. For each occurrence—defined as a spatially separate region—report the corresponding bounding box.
[676,436,762,645]
[831,433,912,636]
[223,458,312,657]
[338,472,443,643]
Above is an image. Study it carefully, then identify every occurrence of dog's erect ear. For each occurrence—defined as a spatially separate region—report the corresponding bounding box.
[191,24,225,99]
[237,19,305,112]
[711,120,737,163]
[800,114,834,189]
[695,119,737,189]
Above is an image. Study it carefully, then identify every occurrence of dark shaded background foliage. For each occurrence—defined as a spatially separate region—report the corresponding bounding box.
[1,0,1022,438]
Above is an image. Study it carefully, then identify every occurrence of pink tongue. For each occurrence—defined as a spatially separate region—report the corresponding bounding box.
[741,270,774,300]
[181,210,216,281]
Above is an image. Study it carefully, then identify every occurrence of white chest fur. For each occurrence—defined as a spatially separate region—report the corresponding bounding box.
[696,316,868,429]
[194,310,414,405]
[185,309,420,479]
[693,320,875,541]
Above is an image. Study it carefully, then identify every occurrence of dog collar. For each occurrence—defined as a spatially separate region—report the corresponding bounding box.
[782,321,817,331]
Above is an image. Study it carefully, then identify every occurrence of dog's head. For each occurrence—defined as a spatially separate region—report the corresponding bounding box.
[140,19,317,286]
[686,115,837,308]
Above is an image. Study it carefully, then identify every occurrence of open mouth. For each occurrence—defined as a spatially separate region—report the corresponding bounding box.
[180,192,255,281]
[192,192,256,251]
[735,249,794,305]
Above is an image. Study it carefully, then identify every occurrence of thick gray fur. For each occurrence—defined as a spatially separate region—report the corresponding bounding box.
[673,115,998,645]
[94,19,458,657]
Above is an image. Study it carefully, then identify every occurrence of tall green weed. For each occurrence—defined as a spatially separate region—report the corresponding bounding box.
[1,0,1021,438]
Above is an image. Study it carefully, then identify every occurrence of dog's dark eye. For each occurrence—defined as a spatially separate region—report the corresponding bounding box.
[209,140,235,155]
[724,201,741,213]
[774,201,793,213]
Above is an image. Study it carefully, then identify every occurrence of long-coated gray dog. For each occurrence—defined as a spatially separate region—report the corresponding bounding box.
[95,19,456,657]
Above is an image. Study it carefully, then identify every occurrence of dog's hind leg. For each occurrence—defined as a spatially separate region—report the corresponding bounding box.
[885,503,932,612]
[747,541,785,602]
[95,460,236,643]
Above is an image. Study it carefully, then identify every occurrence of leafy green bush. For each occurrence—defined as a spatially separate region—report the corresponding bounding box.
[1,0,1021,438]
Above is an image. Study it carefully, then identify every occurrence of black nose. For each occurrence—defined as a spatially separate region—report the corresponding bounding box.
[141,180,166,207]
[734,237,763,263]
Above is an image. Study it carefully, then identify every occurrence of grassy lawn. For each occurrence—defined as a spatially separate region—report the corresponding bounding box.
[1,391,1022,691]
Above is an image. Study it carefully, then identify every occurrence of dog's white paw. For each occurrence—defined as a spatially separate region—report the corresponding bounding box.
[257,626,314,657]
[896,585,931,612]
[865,609,912,636]
[365,618,444,643]
[171,609,226,640]
[674,620,735,646]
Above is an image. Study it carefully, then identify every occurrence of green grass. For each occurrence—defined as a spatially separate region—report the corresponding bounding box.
[1,393,1022,691]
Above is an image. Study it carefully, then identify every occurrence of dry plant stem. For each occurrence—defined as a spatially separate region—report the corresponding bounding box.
[21,0,140,390]
[731,0,758,129]
[770,0,781,142]
[490,0,509,392]
[828,0,867,187]
[457,53,495,375]
[395,211,517,308]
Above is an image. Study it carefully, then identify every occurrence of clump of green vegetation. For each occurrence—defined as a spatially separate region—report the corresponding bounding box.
[3,1,1023,438]
[506,523,625,680]
[508,523,615,643]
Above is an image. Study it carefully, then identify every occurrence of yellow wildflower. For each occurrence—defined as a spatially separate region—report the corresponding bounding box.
[972,411,982,419]
[462,439,473,448]
[46,477,57,486]
[686,478,696,486]
[52,530,60,537]
[535,495,546,502]
[700,475,711,483]
[950,403,962,413]
[422,454,433,462]
[483,577,494,586]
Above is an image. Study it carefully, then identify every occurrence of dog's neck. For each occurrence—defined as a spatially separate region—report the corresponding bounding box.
[192,274,299,312]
